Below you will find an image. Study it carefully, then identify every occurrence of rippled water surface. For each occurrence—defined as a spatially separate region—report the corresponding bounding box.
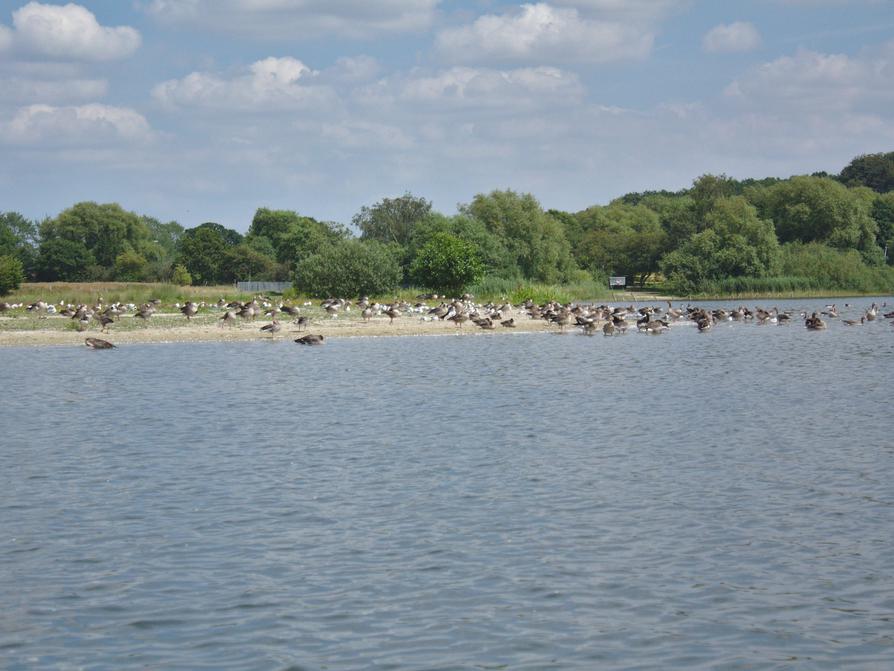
[2,297,894,670]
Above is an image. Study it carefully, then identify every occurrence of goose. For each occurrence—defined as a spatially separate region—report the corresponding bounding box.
[361,307,373,322]
[805,312,827,330]
[865,304,878,321]
[279,305,301,318]
[501,318,516,328]
[603,321,615,336]
[134,304,154,323]
[85,337,115,349]
[260,319,281,336]
[294,334,324,345]
[294,316,309,331]
[842,317,865,326]
[384,307,401,324]
[180,301,198,321]
[97,314,115,333]
[448,312,469,328]
[219,310,237,327]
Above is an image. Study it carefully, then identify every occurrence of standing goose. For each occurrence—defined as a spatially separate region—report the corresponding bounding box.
[180,301,199,321]
[260,319,281,336]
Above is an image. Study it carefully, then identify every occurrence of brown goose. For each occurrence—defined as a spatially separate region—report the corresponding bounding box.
[219,310,237,327]
[85,337,115,349]
[260,319,281,336]
[501,318,516,328]
[294,334,324,345]
[180,301,199,321]
[805,312,827,330]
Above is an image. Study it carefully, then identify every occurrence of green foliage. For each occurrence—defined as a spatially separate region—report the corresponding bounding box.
[840,152,894,193]
[747,176,878,253]
[0,255,24,296]
[170,264,192,286]
[462,190,576,283]
[39,202,161,270]
[408,213,516,280]
[248,208,344,267]
[409,232,484,296]
[574,203,667,286]
[221,244,278,282]
[779,242,894,292]
[872,192,894,263]
[660,197,779,294]
[0,211,38,276]
[113,250,149,281]
[177,222,243,285]
[688,173,739,224]
[354,193,432,247]
[37,237,95,281]
[294,239,401,297]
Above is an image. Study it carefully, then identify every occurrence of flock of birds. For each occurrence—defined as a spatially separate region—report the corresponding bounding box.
[2,294,891,350]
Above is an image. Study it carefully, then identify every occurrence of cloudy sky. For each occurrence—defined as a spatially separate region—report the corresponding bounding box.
[1,1,893,231]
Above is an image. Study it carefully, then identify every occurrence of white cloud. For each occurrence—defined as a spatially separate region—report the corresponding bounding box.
[1,77,108,104]
[435,3,653,64]
[553,0,684,21]
[0,23,13,51]
[9,2,140,61]
[396,66,585,108]
[143,0,438,39]
[703,22,761,53]
[153,57,337,111]
[325,56,381,83]
[2,104,152,145]
[724,47,893,111]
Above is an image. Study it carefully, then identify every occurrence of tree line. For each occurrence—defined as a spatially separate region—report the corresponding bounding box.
[2,151,894,297]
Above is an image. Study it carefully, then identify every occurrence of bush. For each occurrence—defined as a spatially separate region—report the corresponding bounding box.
[113,250,149,281]
[0,255,24,295]
[409,232,483,296]
[294,239,401,298]
[171,264,193,286]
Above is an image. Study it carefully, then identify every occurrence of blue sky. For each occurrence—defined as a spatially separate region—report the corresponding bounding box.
[1,1,893,232]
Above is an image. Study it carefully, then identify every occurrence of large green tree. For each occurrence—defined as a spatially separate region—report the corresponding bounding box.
[840,152,894,193]
[39,202,160,272]
[747,175,879,256]
[36,237,94,281]
[574,203,667,286]
[0,212,37,278]
[660,196,780,293]
[354,193,432,247]
[462,190,576,283]
[408,213,514,279]
[177,222,243,285]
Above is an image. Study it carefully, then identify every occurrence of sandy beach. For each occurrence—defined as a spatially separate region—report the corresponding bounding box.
[0,312,561,347]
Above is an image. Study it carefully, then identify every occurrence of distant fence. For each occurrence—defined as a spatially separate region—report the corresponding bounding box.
[236,281,293,293]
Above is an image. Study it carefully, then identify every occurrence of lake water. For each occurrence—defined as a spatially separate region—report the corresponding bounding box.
[2,297,893,670]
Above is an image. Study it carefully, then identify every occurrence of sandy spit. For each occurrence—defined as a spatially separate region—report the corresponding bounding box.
[0,315,559,348]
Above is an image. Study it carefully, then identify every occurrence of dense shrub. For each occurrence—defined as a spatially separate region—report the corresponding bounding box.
[0,255,24,296]
[409,232,484,296]
[294,240,401,297]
